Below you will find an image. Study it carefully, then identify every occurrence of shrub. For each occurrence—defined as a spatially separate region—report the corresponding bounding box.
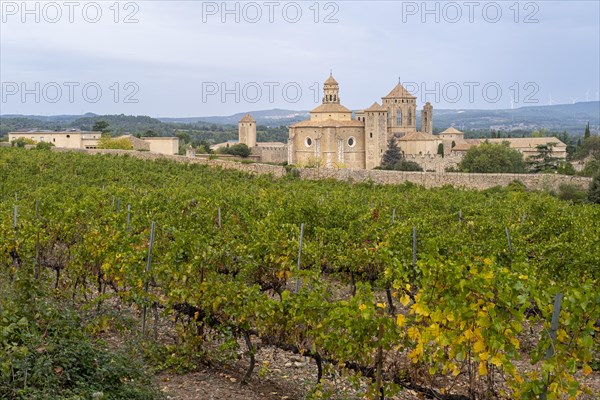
[381,160,423,172]
[97,135,133,150]
[557,183,587,203]
[588,174,600,204]
[580,159,600,177]
[0,270,162,400]
[34,141,54,150]
[556,161,576,175]
[11,138,36,148]
[219,143,251,157]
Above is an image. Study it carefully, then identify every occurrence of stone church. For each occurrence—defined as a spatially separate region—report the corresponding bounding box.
[287,74,436,169]
[227,74,566,171]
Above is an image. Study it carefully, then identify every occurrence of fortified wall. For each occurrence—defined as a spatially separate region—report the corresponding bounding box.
[403,154,462,172]
[47,147,592,192]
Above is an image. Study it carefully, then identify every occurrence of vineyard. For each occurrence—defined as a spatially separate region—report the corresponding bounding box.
[1,147,599,399]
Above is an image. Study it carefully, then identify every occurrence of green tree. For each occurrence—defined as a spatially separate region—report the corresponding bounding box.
[92,120,111,134]
[437,143,444,157]
[581,158,600,177]
[458,141,526,173]
[528,142,560,173]
[588,174,600,204]
[584,122,590,139]
[35,141,55,150]
[219,143,251,157]
[381,137,403,169]
[143,129,159,137]
[574,136,600,160]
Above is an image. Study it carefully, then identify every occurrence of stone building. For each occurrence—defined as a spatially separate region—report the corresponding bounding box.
[288,74,438,168]
[210,113,287,163]
[7,130,179,155]
[451,137,567,160]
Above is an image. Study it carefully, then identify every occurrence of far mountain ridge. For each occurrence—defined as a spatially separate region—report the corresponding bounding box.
[1,102,598,135]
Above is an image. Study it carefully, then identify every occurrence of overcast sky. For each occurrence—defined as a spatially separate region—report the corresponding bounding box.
[1,0,599,116]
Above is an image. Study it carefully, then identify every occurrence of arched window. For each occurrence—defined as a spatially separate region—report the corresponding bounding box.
[396,109,402,126]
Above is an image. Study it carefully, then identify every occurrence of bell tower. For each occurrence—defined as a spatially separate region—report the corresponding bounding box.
[323,72,340,104]
[421,102,433,134]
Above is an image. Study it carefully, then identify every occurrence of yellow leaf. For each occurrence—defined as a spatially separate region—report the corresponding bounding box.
[483,258,492,266]
[411,302,430,316]
[429,323,440,337]
[510,337,520,349]
[582,364,592,376]
[408,326,420,340]
[482,270,493,280]
[556,329,568,343]
[396,314,406,327]
[376,302,386,309]
[359,303,367,311]
[400,294,411,307]
[490,356,502,367]
[463,329,475,340]
[478,352,490,361]
[446,313,455,322]
[478,361,488,376]
[473,340,486,353]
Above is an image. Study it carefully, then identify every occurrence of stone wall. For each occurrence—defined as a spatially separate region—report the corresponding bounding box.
[298,168,591,192]
[403,154,462,172]
[252,146,288,164]
[47,147,592,191]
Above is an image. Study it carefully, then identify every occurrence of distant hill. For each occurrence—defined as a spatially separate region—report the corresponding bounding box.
[158,102,599,133]
[2,102,598,138]
[158,108,310,126]
[431,102,599,134]
[0,113,98,123]
[0,114,175,137]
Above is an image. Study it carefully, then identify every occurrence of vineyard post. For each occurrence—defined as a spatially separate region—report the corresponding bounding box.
[295,223,305,293]
[392,208,396,224]
[521,213,526,224]
[505,227,512,254]
[126,204,131,232]
[35,199,40,278]
[412,227,417,268]
[375,308,384,399]
[459,209,462,222]
[218,207,222,229]
[13,205,18,230]
[541,292,563,400]
[142,221,156,336]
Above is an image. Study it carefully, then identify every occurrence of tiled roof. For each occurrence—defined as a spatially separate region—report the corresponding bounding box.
[311,103,352,113]
[324,74,338,85]
[397,132,439,141]
[382,83,416,99]
[439,127,464,135]
[290,119,364,128]
[364,102,386,112]
[239,113,256,123]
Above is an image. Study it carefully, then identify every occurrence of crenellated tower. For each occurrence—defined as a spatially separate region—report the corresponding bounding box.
[420,102,433,134]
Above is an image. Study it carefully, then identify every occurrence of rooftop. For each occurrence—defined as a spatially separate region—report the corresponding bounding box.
[382,83,416,99]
